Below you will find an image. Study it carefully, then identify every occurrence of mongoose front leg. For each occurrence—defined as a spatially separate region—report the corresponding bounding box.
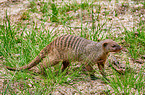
[97,63,105,77]
[61,61,70,72]
[85,65,98,80]
[97,63,110,82]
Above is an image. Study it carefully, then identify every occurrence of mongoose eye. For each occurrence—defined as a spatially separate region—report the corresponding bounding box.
[103,43,108,47]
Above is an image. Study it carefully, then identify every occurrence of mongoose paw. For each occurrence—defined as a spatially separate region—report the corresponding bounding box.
[90,75,99,80]
[116,68,125,74]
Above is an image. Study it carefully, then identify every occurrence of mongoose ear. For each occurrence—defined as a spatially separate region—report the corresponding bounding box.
[103,42,108,47]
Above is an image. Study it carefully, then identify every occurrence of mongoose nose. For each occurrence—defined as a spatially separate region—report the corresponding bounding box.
[120,46,123,50]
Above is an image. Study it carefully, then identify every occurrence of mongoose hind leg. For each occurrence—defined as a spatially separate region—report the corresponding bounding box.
[40,59,61,76]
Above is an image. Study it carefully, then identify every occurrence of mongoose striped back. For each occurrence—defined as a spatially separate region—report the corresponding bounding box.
[52,35,92,53]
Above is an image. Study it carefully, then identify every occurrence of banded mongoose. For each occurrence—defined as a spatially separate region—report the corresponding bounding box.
[6,35,122,80]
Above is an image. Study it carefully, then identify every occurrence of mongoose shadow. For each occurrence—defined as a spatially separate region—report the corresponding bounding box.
[6,35,122,81]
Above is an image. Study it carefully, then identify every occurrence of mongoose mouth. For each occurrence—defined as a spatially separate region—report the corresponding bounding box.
[113,46,122,52]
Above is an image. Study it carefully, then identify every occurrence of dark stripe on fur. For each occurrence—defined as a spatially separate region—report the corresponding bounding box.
[75,38,82,52]
[60,35,65,48]
[56,35,63,47]
[67,35,73,48]
[55,36,59,47]
[52,39,56,48]
[77,39,86,52]
[63,35,70,48]
[72,36,80,50]
[70,36,77,48]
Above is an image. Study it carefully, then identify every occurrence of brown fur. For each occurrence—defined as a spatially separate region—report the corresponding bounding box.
[6,35,122,80]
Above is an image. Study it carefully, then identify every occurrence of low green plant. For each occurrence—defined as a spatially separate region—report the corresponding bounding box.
[109,62,144,95]
[124,20,145,59]
[1,0,144,94]
[29,0,38,13]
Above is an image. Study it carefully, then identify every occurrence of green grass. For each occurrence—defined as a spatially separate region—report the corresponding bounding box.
[0,0,144,94]
[124,19,145,59]
[109,62,144,94]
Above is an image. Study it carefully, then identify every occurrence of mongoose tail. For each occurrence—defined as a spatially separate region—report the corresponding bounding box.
[6,42,54,71]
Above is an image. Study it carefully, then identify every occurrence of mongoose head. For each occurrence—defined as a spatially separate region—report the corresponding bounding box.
[102,39,122,53]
